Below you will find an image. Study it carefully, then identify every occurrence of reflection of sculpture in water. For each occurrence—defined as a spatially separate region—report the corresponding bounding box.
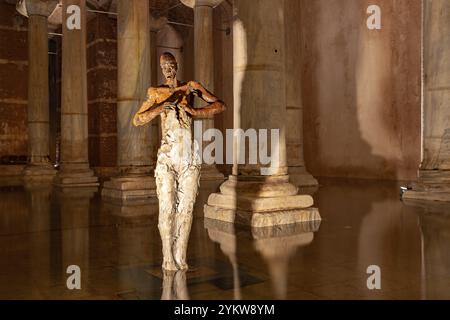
[133,52,226,271]
[161,270,189,300]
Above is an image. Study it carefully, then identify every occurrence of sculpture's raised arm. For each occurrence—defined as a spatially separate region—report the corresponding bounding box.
[181,81,226,118]
[133,87,169,127]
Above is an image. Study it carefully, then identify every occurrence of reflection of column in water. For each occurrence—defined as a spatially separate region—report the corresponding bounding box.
[206,223,242,300]
[417,204,450,299]
[161,270,190,300]
[193,181,225,280]
[57,188,95,297]
[253,232,314,300]
[25,183,53,292]
[116,216,155,294]
[206,219,319,300]
[0,187,29,297]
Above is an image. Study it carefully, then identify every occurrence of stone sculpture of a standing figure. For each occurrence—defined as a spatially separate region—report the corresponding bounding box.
[133,53,226,271]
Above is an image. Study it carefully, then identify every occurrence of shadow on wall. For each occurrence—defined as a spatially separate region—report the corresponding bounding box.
[300,0,421,181]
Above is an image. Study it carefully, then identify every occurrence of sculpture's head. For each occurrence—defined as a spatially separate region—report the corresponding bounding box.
[160,52,178,81]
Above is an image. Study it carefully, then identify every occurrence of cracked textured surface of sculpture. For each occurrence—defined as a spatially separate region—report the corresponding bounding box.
[133,53,225,271]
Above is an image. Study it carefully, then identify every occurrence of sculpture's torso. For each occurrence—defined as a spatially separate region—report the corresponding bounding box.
[155,85,201,173]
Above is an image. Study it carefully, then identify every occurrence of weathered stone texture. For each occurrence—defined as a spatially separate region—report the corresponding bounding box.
[0,1,29,158]
[87,14,118,171]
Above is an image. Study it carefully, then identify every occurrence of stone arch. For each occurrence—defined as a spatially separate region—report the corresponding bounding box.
[157,24,184,83]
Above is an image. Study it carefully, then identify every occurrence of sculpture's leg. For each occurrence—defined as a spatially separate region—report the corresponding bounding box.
[156,162,178,271]
[173,165,201,270]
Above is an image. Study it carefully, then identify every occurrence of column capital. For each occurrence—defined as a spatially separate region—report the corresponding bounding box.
[180,0,224,9]
[16,0,59,18]
[150,15,168,33]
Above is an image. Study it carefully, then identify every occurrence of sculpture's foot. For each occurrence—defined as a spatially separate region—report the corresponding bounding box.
[176,261,189,271]
[162,259,179,271]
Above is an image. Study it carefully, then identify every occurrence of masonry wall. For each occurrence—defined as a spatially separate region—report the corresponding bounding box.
[300,0,422,181]
[0,0,28,160]
[86,14,118,178]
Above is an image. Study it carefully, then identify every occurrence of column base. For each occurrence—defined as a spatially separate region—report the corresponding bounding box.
[194,179,224,217]
[54,167,99,188]
[402,170,450,202]
[23,163,56,182]
[403,190,450,202]
[205,175,321,228]
[0,165,25,187]
[200,164,225,181]
[288,166,318,187]
[403,197,450,213]
[102,175,156,201]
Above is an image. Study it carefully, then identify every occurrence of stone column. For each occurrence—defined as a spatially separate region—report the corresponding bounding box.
[102,0,156,201]
[181,0,225,181]
[150,15,167,151]
[150,16,168,87]
[205,0,320,227]
[54,0,99,188]
[403,1,450,202]
[284,0,317,187]
[20,0,58,182]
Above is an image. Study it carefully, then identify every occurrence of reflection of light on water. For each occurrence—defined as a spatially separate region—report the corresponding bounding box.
[253,227,316,299]
[161,270,189,300]
[206,224,242,300]
[405,200,450,299]
[205,219,320,300]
